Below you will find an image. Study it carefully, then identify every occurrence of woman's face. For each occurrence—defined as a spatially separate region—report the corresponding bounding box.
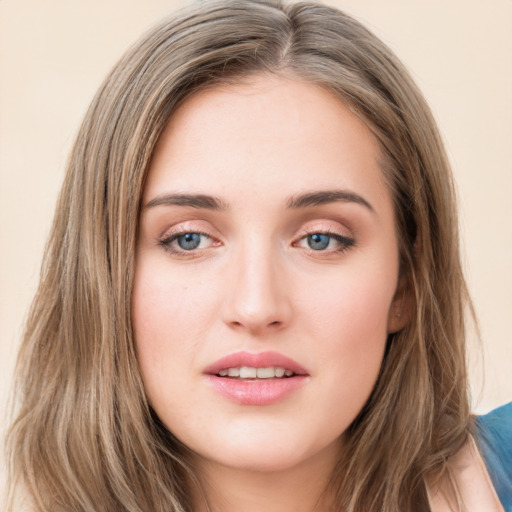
[132,75,406,474]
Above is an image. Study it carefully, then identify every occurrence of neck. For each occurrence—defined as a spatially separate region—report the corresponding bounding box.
[190,443,340,512]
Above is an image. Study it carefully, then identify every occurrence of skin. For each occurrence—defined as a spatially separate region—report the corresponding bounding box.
[132,74,408,512]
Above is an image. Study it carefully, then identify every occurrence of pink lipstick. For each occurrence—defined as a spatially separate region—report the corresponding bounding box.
[204,351,309,406]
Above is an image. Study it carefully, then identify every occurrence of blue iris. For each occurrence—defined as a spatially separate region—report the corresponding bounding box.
[308,233,330,250]
[177,233,202,250]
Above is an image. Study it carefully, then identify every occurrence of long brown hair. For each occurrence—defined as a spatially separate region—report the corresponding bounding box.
[6,1,472,510]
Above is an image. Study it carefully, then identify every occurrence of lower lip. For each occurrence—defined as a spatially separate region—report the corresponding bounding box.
[207,375,308,405]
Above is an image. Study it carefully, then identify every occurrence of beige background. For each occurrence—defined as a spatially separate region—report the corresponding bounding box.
[1,0,511,480]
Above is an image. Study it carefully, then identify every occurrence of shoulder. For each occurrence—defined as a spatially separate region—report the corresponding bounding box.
[474,402,512,511]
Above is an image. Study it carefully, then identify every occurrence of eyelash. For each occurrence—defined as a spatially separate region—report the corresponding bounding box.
[158,228,355,257]
[159,229,218,257]
[293,229,355,254]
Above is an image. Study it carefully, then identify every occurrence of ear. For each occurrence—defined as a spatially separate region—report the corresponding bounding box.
[387,272,414,334]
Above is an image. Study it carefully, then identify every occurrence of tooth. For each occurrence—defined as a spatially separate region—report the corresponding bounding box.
[239,367,257,378]
[256,367,275,379]
[221,366,295,379]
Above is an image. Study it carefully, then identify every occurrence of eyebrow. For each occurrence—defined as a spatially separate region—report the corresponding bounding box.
[144,193,228,210]
[286,189,374,212]
[144,189,373,212]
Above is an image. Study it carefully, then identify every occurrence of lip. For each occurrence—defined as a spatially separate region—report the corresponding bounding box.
[204,351,309,406]
[204,350,309,376]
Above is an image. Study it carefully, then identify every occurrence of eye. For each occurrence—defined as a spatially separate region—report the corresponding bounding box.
[307,233,331,251]
[176,233,204,250]
[295,232,355,253]
[159,230,217,255]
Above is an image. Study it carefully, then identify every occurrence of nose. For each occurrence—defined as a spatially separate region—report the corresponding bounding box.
[222,242,292,335]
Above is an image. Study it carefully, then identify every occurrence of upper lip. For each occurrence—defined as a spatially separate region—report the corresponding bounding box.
[204,351,309,376]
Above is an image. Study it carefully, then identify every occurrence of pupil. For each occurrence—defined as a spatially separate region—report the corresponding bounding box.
[308,233,329,250]
[178,233,201,250]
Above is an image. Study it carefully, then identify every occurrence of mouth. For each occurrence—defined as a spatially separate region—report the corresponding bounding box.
[217,366,296,379]
[204,351,309,405]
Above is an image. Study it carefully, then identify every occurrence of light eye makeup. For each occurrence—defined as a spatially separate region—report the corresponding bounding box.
[159,228,220,256]
[293,228,355,254]
[157,222,356,258]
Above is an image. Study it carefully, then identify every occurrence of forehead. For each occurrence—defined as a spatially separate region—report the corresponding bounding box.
[144,74,389,211]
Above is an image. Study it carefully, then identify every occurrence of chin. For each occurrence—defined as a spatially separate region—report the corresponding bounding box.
[186,427,340,474]
[203,448,315,473]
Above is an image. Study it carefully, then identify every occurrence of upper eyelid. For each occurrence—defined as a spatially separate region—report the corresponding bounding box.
[156,219,354,242]
[296,225,347,235]
[294,231,355,246]
[158,231,219,258]
[162,230,212,241]
[294,223,353,239]
[159,221,218,241]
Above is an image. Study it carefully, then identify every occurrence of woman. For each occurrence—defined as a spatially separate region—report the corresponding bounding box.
[6,0,511,511]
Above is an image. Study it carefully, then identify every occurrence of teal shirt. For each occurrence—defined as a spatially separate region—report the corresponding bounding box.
[475,402,512,511]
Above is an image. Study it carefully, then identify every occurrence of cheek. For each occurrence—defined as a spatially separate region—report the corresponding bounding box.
[303,266,395,349]
[132,258,216,344]
[131,262,214,403]
[299,263,396,423]
[314,284,389,373]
